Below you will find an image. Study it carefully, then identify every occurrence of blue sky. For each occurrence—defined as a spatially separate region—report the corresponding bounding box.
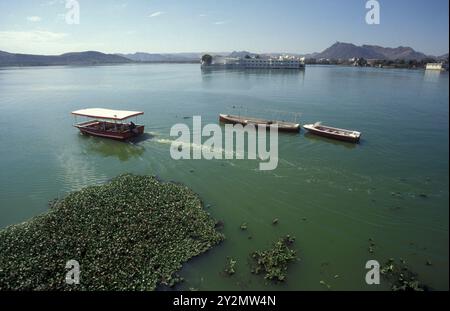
[0,0,448,55]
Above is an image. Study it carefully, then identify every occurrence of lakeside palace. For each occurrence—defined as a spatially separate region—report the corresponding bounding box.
[201,55,306,69]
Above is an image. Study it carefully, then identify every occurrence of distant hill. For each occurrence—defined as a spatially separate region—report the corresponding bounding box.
[117,52,202,63]
[0,51,133,67]
[438,53,449,60]
[119,52,259,63]
[2,46,446,67]
[316,42,383,59]
[315,42,430,60]
[361,45,429,60]
[228,51,259,58]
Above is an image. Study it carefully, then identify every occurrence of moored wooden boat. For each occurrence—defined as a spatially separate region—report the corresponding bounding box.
[303,122,361,143]
[72,108,145,141]
[219,114,300,133]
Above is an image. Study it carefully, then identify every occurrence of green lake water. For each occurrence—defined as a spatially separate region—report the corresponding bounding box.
[0,64,448,290]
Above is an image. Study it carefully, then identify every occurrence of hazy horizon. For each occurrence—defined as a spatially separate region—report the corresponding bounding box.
[1,40,449,58]
[0,0,448,56]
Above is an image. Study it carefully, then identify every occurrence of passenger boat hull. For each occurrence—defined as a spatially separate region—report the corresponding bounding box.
[75,121,145,141]
[303,124,361,143]
[219,114,300,133]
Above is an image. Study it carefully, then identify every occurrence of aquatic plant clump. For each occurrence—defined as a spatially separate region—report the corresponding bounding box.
[251,235,297,282]
[0,174,224,291]
[380,258,429,291]
[223,257,237,276]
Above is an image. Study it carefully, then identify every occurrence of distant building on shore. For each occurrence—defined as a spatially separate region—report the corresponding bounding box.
[201,54,305,69]
[425,62,445,71]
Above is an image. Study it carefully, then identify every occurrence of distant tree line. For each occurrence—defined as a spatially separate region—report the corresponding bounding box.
[305,56,449,69]
[201,54,213,65]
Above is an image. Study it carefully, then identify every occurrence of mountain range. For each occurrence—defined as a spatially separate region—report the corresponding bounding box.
[116,52,202,62]
[311,42,442,60]
[0,51,132,66]
[0,42,447,67]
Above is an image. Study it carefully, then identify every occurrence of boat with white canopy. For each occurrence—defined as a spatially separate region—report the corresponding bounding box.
[72,108,145,140]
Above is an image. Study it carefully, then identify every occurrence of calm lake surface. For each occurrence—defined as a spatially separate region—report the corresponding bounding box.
[0,64,448,290]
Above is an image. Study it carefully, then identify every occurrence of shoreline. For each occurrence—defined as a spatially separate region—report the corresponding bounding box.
[1,62,446,72]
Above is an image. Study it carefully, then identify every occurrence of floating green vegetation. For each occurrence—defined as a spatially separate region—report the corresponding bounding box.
[163,274,185,288]
[250,235,297,282]
[223,257,237,276]
[368,238,376,254]
[0,174,224,291]
[380,258,429,291]
[319,280,331,289]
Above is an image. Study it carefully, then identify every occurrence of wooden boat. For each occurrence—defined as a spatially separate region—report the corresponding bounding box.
[303,122,361,143]
[219,114,300,133]
[72,108,145,141]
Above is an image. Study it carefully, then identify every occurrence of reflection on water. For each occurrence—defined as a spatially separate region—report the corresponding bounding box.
[201,66,306,77]
[303,132,357,149]
[423,69,446,83]
[202,66,304,72]
[77,135,146,161]
[57,147,109,192]
[129,132,156,144]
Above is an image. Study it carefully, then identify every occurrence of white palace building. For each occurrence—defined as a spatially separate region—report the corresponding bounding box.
[202,55,305,69]
[425,62,446,71]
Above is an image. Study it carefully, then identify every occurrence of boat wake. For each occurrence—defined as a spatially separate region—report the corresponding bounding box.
[153,138,244,159]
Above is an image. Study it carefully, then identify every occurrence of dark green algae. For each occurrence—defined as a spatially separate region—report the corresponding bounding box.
[0,174,224,290]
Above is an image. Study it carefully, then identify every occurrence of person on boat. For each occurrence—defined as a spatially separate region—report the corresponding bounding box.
[129,121,138,134]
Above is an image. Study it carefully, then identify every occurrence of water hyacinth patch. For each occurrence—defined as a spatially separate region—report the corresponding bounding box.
[0,174,224,291]
[240,222,248,231]
[250,235,297,282]
[380,258,429,291]
[223,257,237,276]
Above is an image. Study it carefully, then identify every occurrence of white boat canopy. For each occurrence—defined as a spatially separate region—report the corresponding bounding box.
[71,108,144,121]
